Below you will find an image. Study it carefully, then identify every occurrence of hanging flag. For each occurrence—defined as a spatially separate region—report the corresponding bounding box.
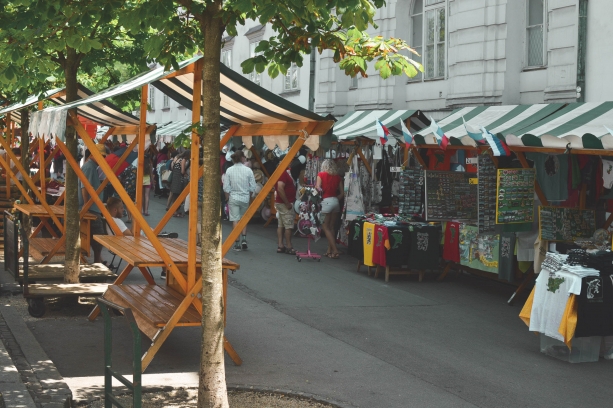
[375,119,390,145]
[463,116,484,142]
[482,127,510,156]
[400,119,413,147]
[604,125,613,136]
[429,117,449,149]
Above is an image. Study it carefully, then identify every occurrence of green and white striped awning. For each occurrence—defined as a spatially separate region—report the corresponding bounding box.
[505,102,613,150]
[414,104,565,146]
[415,102,613,150]
[334,110,428,145]
[29,56,327,150]
[1,85,140,128]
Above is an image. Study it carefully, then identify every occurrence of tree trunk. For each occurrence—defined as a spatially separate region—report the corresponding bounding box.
[20,110,30,194]
[198,1,228,407]
[63,49,81,283]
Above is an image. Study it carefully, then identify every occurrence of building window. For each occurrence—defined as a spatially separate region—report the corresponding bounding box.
[350,76,358,89]
[163,94,169,109]
[249,41,261,86]
[410,0,445,80]
[284,63,299,91]
[527,0,546,67]
[221,49,232,67]
[148,85,155,111]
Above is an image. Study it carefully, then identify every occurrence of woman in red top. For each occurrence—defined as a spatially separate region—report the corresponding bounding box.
[316,159,344,258]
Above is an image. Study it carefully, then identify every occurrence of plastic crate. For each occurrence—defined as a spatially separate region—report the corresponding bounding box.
[539,334,602,363]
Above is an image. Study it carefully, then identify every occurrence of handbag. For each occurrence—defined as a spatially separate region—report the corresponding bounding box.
[161,169,173,185]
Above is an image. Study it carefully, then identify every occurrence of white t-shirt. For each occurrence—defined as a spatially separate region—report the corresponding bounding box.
[106,217,128,235]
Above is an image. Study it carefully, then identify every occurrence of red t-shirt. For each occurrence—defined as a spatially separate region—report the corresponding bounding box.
[427,149,453,171]
[318,172,341,198]
[275,170,296,204]
[372,225,391,267]
[442,222,461,263]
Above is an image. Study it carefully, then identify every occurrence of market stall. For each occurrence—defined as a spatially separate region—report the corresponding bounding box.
[26,55,333,371]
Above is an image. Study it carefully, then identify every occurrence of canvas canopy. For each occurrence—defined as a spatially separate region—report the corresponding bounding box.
[334,110,428,144]
[29,56,328,149]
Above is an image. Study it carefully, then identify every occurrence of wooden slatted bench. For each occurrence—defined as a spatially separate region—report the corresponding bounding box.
[24,282,111,317]
[18,263,116,283]
[28,237,88,262]
[102,284,201,340]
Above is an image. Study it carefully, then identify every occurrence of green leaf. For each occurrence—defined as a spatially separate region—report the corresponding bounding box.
[241,58,255,74]
[379,63,391,79]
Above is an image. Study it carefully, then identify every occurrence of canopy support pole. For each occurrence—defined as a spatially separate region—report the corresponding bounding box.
[39,137,46,201]
[134,86,148,237]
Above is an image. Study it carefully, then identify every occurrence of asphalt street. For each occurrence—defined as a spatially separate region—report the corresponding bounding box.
[22,196,613,408]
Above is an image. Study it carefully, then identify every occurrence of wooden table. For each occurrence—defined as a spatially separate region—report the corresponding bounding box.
[14,203,97,254]
[92,235,242,367]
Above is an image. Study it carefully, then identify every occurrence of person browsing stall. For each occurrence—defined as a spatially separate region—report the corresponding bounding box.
[275,160,301,255]
[105,197,133,236]
[223,150,256,251]
[77,144,108,263]
[316,159,344,259]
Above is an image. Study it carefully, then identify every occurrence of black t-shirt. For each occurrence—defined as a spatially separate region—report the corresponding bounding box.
[575,271,613,338]
[348,220,364,260]
[386,226,411,267]
[408,224,441,270]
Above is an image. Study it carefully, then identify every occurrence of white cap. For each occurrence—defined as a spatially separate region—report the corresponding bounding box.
[298,155,306,164]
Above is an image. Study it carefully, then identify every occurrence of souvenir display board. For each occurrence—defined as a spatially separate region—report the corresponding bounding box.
[459,225,500,274]
[424,171,477,221]
[398,168,424,215]
[478,154,497,233]
[495,169,535,224]
[539,206,596,242]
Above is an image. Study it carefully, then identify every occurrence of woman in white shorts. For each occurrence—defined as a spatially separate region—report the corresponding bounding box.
[316,159,344,258]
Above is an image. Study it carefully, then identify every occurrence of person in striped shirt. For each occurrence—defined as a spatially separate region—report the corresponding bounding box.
[223,150,256,251]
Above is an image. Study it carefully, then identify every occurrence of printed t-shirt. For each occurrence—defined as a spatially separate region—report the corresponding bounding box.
[318,172,341,198]
[372,225,391,267]
[498,232,516,283]
[386,226,411,266]
[526,153,569,201]
[442,222,460,263]
[427,149,453,171]
[575,271,613,337]
[348,220,364,260]
[275,170,296,204]
[363,222,376,267]
[602,159,613,189]
[408,224,441,270]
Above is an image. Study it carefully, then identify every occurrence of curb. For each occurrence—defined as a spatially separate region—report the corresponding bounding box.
[0,304,72,408]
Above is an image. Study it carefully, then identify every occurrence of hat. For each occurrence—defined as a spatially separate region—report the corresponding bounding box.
[297,155,306,164]
[243,148,253,159]
[95,143,107,157]
[253,169,264,184]
[225,150,233,162]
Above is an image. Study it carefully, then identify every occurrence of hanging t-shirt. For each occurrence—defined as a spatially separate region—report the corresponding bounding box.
[408,224,441,270]
[575,271,613,338]
[602,159,613,189]
[498,232,516,283]
[442,222,460,263]
[372,225,391,267]
[363,222,376,267]
[348,220,364,260]
[526,153,569,201]
[427,149,453,171]
[386,226,411,266]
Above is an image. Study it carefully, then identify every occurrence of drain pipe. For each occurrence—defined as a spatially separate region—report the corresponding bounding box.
[576,0,587,102]
[308,44,316,112]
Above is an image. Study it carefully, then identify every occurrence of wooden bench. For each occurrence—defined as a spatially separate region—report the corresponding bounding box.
[374,265,427,282]
[103,284,201,340]
[17,263,115,283]
[29,237,88,262]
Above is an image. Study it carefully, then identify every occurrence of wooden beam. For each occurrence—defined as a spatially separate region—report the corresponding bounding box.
[232,120,333,137]
[221,124,315,255]
[0,155,35,205]
[39,137,46,200]
[161,63,195,80]
[109,125,139,135]
[515,151,549,206]
[134,86,148,237]
[510,145,613,157]
[100,127,115,143]
[250,146,269,177]
[0,136,64,231]
[70,112,188,292]
[356,145,372,174]
[409,146,427,168]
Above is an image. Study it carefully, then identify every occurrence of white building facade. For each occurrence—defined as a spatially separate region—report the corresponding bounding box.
[146,0,612,124]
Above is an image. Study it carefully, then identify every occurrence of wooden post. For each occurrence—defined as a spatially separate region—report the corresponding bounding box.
[221,125,315,256]
[409,145,427,168]
[356,144,372,174]
[100,127,114,143]
[6,116,11,200]
[39,137,46,201]
[187,58,203,291]
[250,146,269,177]
[134,86,148,237]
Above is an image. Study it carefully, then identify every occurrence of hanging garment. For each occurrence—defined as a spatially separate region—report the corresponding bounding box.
[372,224,391,267]
[442,222,461,263]
[408,224,441,270]
[363,222,376,267]
[498,232,516,282]
[386,226,411,267]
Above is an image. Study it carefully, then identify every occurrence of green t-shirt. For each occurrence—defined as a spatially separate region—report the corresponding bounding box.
[526,153,569,202]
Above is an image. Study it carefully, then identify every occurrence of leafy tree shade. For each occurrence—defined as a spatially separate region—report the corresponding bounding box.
[0,0,148,282]
[127,1,422,407]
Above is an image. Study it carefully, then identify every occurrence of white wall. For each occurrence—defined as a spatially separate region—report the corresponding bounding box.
[585,0,613,102]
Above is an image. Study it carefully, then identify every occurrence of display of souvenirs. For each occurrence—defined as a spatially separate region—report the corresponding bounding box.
[425,171,477,221]
[496,169,535,224]
[398,168,423,215]
[539,206,596,242]
[459,225,500,274]
[478,154,497,233]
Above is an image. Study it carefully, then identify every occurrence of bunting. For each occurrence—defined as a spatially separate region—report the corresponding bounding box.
[375,119,390,145]
[400,119,413,147]
[482,127,510,156]
[429,117,449,149]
